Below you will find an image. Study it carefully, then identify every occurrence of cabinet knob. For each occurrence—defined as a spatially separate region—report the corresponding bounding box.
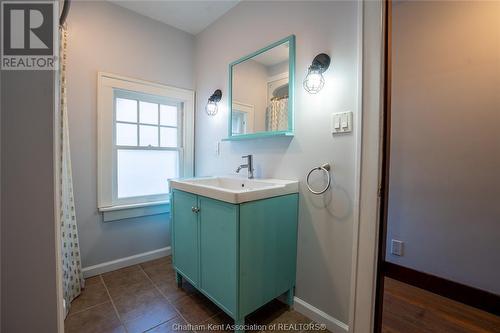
[191,207,200,213]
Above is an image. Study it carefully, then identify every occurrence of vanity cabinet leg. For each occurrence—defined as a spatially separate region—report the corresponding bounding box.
[235,318,245,333]
[175,271,183,287]
[286,287,295,309]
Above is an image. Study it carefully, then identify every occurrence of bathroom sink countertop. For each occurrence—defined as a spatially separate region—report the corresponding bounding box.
[169,176,299,204]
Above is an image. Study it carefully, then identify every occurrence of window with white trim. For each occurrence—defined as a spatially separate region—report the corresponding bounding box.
[97,73,194,217]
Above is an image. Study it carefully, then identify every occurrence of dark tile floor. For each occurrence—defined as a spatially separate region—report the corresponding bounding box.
[65,256,328,333]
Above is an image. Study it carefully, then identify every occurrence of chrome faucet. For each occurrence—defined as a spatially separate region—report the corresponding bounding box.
[236,155,254,179]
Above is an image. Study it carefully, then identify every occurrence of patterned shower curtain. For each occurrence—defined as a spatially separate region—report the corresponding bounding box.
[266,97,289,131]
[59,26,84,317]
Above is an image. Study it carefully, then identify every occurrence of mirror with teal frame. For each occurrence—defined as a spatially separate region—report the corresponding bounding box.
[225,35,295,141]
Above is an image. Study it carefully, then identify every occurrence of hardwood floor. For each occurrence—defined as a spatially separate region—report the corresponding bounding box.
[382,277,500,333]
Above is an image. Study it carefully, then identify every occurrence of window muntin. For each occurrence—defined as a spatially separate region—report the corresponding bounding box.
[98,73,194,213]
[113,90,182,202]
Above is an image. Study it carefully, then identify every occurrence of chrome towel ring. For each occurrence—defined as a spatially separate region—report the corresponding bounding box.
[306,163,331,195]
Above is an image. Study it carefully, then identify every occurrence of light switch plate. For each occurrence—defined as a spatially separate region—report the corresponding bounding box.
[331,111,353,134]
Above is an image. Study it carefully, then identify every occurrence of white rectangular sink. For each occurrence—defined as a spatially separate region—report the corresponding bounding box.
[169,176,299,204]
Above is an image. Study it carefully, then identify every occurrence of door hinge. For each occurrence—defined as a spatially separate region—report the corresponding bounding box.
[378,185,384,198]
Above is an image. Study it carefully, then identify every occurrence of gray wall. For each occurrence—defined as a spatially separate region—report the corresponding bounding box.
[1,70,59,331]
[386,1,500,294]
[195,1,360,323]
[66,1,195,267]
[232,59,268,132]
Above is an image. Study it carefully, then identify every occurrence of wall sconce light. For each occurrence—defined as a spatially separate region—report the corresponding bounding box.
[206,89,222,116]
[303,53,331,94]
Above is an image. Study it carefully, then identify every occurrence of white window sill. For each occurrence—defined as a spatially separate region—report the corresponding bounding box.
[99,200,170,222]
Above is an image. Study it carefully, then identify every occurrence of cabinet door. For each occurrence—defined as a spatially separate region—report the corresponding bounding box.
[172,190,199,286]
[199,197,238,315]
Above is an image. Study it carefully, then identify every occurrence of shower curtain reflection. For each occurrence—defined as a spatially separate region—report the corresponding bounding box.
[266,96,288,131]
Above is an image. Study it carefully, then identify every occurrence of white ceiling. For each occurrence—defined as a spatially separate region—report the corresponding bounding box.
[252,42,289,67]
[109,1,240,35]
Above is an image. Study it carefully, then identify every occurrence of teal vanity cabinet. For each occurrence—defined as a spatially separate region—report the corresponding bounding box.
[171,189,299,331]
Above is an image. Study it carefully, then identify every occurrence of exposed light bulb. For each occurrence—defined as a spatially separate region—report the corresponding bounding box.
[303,68,325,94]
[206,100,218,116]
[303,53,331,94]
[206,89,222,116]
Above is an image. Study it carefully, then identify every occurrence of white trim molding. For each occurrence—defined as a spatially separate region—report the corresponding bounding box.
[82,247,171,278]
[349,1,385,333]
[101,202,170,222]
[99,200,169,212]
[97,72,195,212]
[232,101,255,134]
[348,0,366,332]
[99,200,170,222]
[293,297,349,333]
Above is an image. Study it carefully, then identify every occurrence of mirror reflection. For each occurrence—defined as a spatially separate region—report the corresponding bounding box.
[231,40,291,136]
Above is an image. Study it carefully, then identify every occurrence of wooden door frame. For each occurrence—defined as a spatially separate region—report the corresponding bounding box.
[373,1,392,332]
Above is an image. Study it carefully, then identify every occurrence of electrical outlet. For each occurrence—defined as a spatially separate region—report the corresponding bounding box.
[391,239,404,256]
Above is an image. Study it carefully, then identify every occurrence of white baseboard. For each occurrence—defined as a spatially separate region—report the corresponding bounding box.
[293,297,349,333]
[82,246,171,278]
